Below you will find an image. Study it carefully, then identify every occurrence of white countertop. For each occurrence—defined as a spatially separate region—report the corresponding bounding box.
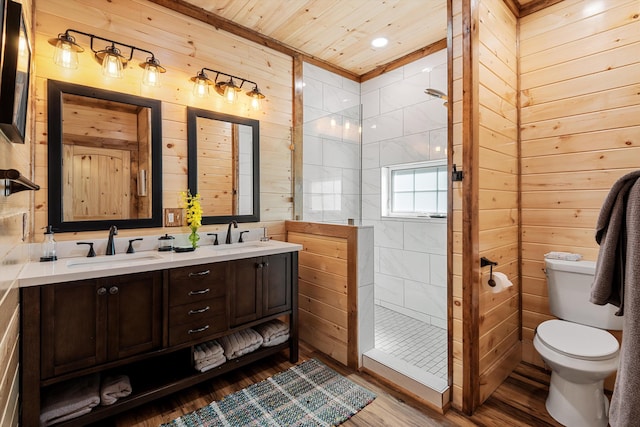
[18,240,302,287]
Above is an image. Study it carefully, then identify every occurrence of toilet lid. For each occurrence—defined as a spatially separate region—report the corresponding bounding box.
[536,320,619,360]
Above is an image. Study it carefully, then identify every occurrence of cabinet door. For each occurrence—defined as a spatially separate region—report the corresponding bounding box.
[263,253,292,316]
[104,271,163,360]
[229,257,262,326]
[41,280,108,379]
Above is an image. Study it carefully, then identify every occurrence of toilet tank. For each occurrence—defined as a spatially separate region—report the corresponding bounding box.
[545,258,623,330]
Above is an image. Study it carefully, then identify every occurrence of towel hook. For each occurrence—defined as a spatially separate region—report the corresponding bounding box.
[481,257,498,287]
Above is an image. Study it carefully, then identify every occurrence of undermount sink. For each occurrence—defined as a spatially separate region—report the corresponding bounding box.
[66,252,162,268]
[208,241,267,251]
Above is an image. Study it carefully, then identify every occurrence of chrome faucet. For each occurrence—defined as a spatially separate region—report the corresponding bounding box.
[106,225,118,255]
[226,220,238,244]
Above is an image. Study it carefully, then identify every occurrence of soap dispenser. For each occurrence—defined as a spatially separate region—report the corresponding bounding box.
[40,226,57,262]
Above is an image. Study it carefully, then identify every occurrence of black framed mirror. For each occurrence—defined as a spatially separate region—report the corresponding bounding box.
[187,107,259,224]
[47,80,163,232]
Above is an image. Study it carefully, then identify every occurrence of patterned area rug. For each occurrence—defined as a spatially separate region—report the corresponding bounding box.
[162,358,376,427]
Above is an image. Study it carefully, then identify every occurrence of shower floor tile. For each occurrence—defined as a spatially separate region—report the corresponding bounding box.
[375,305,448,380]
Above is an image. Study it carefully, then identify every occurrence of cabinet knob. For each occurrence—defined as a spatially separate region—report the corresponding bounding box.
[109,286,119,295]
[256,262,264,269]
[188,270,210,278]
[97,287,107,296]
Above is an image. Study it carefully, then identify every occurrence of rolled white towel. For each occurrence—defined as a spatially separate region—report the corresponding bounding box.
[219,329,264,360]
[194,340,224,361]
[40,373,100,426]
[194,353,227,372]
[544,251,582,261]
[100,375,132,406]
[253,320,290,346]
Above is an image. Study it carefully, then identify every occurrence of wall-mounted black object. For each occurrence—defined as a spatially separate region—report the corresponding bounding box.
[1,168,39,196]
[0,1,30,144]
[481,257,498,287]
[452,164,464,182]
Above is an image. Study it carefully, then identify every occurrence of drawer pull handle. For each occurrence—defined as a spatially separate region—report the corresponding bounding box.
[188,270,210,277]
[188,288,210,296]
[188,325,210,334]
[188,306,210,315]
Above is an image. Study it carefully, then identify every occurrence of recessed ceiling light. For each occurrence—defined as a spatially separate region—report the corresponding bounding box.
[371,37,388,48]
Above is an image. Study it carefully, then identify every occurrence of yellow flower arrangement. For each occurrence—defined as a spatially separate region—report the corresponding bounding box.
[181,190,202,249]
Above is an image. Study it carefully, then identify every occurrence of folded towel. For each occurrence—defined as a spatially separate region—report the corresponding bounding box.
[100,375,132,406]
[219,329,264,360]
[194,353,227,372]
[544,251,582,261]
[253,319,290,347]
[194,340,224,361]
[40,373,100,426]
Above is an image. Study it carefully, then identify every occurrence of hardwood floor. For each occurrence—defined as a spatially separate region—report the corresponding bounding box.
[99,342,562,427]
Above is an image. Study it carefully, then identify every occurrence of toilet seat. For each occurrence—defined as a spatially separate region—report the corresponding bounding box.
[536,320,619,361]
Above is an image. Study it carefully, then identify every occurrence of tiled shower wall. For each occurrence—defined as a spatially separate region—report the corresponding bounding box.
[302,63,361,223]
[361,50,448,327]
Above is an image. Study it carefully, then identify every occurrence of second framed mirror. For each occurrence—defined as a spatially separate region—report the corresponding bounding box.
[187,107,260,224]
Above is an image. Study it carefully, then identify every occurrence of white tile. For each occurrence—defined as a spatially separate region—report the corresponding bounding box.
[430,254,447,287]
[429,63,448,93]
[361,194,381,220]
[404,221,447,254]
[380,72,430,113]
[374,220,404,249]
[361,90,380,119]
[375,273,404,306]
[361,143,380,168]
[361,68,403,93]
[302,134,323,166]
[403,49,447,78]
[359,284,375,358]
[361,168,381,195]
[429,128,447,160]
[304,62,343,87]
[430,316,447,329]
[342,76,361,94]
[322,140,360,169]
[404,100,447,135]
[342,168,361,195]
[362,109,404,144]
[358,227,375,286]
[379,133,431,166]
[404,280,447,320]
[302,76,324,110]
[303,105,328,125]
[323,84,360,114]
[379,247,429,282]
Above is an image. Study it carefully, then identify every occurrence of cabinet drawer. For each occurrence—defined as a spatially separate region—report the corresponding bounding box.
[169,296,226,327]
[168,313,226,346]
[169,263,226,306]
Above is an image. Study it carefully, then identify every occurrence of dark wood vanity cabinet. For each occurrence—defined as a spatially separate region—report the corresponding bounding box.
[40,271,163,379]
[230,253,292,326]
[20,250,298,427]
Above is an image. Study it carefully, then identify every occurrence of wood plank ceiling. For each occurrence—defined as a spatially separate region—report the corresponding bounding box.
[174,0,551,78]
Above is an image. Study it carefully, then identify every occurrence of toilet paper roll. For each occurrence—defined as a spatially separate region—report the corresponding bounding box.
[489,272,513,293]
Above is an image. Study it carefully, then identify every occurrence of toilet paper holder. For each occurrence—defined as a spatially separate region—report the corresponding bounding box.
[480,257,498,287]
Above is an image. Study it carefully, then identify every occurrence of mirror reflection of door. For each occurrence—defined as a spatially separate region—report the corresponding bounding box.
[61,94,152,221]
[195,118,253,216]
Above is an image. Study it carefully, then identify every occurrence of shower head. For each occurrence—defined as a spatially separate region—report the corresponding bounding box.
[424,88,448,100]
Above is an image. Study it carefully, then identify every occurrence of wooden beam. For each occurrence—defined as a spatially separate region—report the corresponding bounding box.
[361,38,448,82]
[461,0,480,415]
[146,0,360,81]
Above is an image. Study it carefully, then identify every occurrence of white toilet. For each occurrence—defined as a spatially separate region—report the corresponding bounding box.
[533,258,622,427]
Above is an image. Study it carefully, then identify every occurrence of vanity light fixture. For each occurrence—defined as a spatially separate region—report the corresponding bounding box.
[49,29,166,86]
[190,67,266,110]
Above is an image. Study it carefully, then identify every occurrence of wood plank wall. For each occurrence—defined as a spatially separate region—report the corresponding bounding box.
[33,0,293,241]
[519,0,639,384]
[450,0,465,411]
[285,221,358,369]
[0,1,34,424]
[477,0,520,404]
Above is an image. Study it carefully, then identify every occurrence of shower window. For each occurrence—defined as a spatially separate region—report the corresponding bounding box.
[382,160,447,218]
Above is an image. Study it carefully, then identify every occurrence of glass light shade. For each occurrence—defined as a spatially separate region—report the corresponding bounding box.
[224,84,236,103]
[53,39,79,69]
[101,50,124,78]
[246,87,265,111]
[193,76,210,97]
[142,63,160,87]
